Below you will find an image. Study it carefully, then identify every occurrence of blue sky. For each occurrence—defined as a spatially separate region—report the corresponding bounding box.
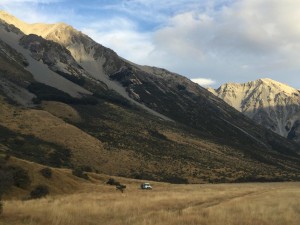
[1,0,300,89]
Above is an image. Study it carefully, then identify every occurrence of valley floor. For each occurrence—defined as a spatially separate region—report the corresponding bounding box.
[1,181,299,225]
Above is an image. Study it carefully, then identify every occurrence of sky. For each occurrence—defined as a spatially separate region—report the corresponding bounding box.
[1,0,300,89]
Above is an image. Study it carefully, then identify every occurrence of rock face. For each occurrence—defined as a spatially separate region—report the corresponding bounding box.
[209,78,300,143]
[19,34,88,79]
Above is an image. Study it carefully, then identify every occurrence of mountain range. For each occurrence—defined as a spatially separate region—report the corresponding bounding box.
[0,10,299,184]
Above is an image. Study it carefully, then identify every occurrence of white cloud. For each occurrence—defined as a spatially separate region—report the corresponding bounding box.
[135,0,300,87]
[0,0,71,24]
[82,18,155,65]
[81,0,300,89]
[100,0,212,24]
[191,78,216,87]
[0,0,61,3]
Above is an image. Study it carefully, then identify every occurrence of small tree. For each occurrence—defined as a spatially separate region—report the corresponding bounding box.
[81,166,93,172]
[30,185,49,199]
[106,178,120,186]
[40,167,52,178]
[8,166,31,188]
[0,162,13,215]
[72,168,89,180]
[116,184,126,193]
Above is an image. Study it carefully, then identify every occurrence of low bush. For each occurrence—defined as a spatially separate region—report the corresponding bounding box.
[0,160,14,215]
[106,178,120,186]
[0,201,2,215]
[4,154,10,161]
[72,168,89,180]
[148,129,168,141]
[80,166,93,173]
[161,176,189,184]
[0,125,72,168]
[0,171,12,215]
[0,169,13,193]
[30,185,49,199]
[40,167,52,179]
[7,166,31,189]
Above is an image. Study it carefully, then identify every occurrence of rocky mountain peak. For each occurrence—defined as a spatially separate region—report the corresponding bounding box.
[0,11,85,45]
[210,79,300,143]
[0,10,19,22]
[257,78,299,95]
[0,10,28,32]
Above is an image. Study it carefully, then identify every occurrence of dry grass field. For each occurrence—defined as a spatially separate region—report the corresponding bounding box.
[1,181,299,225]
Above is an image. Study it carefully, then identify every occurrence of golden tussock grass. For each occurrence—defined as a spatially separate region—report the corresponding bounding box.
[1,182,299,225]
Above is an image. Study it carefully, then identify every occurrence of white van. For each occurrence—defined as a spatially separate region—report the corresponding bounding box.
[140,183,152,189]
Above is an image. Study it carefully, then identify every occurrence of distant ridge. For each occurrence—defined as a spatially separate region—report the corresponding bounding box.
[209,78,300,143]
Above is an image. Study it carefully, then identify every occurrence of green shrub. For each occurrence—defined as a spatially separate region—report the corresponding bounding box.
[161,176,189,184]
[0,125,72,168]
[0,201,2,215]
[0,161,14,215]
[0,170,12,215]
[4,154,10,161]
[30,185,49,199]
[0,169,13,194]
[8,166,31,189]
[72,168,89,180]
[148,129,168,140]
[80,165,93,172]
[106,178,120,186]
[40,167,52,179]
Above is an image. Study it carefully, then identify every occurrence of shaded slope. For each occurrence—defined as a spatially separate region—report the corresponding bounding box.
[108,66,300,154]
[0,18,91,98]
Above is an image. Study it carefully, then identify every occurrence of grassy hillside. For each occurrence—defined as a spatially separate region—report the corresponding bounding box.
[1,180,299,225]
[1,156,299,225]
[1,93,300,183]
[72,101,300,183]
[0,154,151,199]
[1,156,85,200]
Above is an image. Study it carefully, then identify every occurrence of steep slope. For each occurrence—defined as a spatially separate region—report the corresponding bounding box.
[0,11,172,120]
[1,156,88,200]
[209,78,300,143]
[0,11,299,183]
[0,17,91,98]
[1,155,137,200]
